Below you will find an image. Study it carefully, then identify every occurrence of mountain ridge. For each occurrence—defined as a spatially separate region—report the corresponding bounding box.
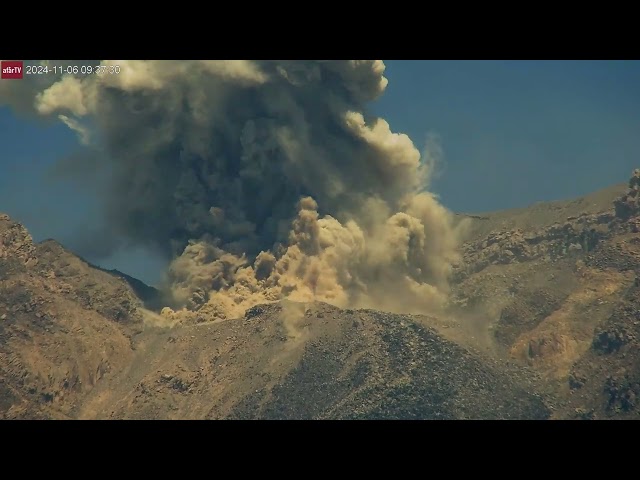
[2,171,640,419]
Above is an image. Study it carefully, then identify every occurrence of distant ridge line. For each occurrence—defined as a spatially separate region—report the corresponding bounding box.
[456,213,490,220]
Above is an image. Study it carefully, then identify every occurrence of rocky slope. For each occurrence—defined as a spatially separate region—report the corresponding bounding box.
[0,214,548,419]
[76,302,549,420]
[0,214,147,418]
[449,171,640,419]
[3,170,640,419]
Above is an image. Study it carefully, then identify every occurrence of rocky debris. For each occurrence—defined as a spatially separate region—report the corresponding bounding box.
[572,407,595,420]
[159,374,193,393]
[455,170,640,281]
[495,289,568,346]
[524,333,567,361]
[244,304,270,319]
[613,169,640,220]
[593,325,637,354]
[584,241,640,271]
[568,371,587,390]
[454,217,608,281]
[591,288,640,355]
[604,372,640,413]
[0,216,38,279]
[31,239,145,324]
[228,306,550,420]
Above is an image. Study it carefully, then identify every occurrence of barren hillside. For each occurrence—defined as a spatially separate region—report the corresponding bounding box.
[449,172,640,419]
[0,213,548,419]
[3,171,640,419]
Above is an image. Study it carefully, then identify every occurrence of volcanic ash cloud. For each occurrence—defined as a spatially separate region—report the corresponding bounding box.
[1,60,466,321]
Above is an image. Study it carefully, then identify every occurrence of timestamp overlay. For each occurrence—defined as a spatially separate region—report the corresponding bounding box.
[24,63,123,77]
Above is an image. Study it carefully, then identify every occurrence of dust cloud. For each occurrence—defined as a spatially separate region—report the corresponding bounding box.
[279,300,310,347]
[1,60,468,322]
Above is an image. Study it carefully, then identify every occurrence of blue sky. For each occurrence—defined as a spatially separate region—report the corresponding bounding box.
[373,60,640,212]
[1,60,639,284]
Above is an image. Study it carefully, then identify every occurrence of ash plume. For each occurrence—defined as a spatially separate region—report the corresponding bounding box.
[1,60,467,321]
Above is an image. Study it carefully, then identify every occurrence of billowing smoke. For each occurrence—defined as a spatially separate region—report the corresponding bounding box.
[1,60,466,321]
